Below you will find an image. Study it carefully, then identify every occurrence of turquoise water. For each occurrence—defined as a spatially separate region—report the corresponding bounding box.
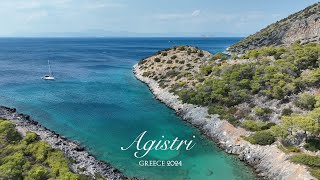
[0,38,257,180]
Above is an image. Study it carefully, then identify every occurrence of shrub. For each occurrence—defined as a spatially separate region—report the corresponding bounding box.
[154,58,161,62]
[310,168,320,180]
[225,115,240,126]
[254,107,272,117]
[164,70,179,78]
[300,69,320,87]
[198,52,204,57]
[200,65,212,76]
[187,49,191,55]
[241,120,275,131]
[167,60,173,64]
[142,72,151,77]
[138,59,147,65]
[171,55,177,59]
[208,105,226,115]
[186,63,192,67]
[177,46,186,51]
[0,120,21,144]
[261,122,276,130]
[291,154,320,167]
[23,132,39,144]
[211,52,228,60]
[286,146,301,153]
[304,138,320,152]
[26,141,52,162]
[295,93,316,110]
[278,144,301,153]
[244,130,276,145]
[241,120,261,131]
[282,108,293,116]
[161,52,167,56]
[26,165,49,180]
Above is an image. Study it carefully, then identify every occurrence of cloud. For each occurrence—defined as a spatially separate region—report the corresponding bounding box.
[85,1,126,9]
[1,0,72,10]
[191,10,201,17]
[156,10,202,21]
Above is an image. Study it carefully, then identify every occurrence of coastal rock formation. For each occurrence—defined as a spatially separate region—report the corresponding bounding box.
[228,2,320,54]
[0,106,133,180]
[133,46,315,179]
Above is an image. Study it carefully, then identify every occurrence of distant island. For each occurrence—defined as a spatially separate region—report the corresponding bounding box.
[134,2,320,179]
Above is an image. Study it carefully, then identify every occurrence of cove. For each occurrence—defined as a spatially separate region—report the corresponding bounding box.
[0,37,257,180]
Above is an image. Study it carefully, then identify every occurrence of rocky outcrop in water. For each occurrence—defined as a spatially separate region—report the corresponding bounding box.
[228,2,320,54]
[0,106,135,180]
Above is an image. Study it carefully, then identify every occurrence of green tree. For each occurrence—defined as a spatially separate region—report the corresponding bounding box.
[295,93,316,110]
[211,52,228,60]
[26,166,49,180]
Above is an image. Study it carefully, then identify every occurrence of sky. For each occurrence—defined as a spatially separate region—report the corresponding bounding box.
[0,0,319,37]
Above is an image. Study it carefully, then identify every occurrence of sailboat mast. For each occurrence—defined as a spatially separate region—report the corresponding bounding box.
[48,60,52,76]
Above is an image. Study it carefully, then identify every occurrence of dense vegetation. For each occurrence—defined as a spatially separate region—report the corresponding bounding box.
[139,42,320,178]
[167,43,320,178]
[0,119,90,180]
[176,43,320,123]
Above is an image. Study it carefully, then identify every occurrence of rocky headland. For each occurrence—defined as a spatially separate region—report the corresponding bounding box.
[133,45,316,179]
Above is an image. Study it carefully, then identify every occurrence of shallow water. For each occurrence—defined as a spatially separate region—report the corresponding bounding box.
[0,37,258,180]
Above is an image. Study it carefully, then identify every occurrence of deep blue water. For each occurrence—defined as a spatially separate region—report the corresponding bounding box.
[0,37,257,180]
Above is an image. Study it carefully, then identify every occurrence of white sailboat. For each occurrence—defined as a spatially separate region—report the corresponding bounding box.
[42,60,55,80]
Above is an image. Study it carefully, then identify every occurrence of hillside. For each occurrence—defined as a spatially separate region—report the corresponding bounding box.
[135,44,320,179]
[228,2,320,54]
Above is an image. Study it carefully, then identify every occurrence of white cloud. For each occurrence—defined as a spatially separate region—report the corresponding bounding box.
[86,2,126,9]
[191,10,201,17]
[156,10,202,21]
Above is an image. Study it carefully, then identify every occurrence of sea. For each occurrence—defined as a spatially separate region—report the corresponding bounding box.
[0,37,258,180]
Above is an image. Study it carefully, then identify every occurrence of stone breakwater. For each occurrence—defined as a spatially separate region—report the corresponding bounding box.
[0,106,134,180]
[133,64,315,180]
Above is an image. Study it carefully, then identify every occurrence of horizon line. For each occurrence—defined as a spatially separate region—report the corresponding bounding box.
[0,36,245,38]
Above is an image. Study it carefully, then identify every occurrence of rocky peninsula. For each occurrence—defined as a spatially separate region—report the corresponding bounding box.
[133,45,316,179]
[0,106,134,180]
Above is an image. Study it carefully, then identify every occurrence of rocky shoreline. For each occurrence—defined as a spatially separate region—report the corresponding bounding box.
[0,106,133,180]
[133,64,315,180]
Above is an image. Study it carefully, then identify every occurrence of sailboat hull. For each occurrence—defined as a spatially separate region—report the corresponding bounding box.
[43,60,55,80]
[42,76,55,80]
